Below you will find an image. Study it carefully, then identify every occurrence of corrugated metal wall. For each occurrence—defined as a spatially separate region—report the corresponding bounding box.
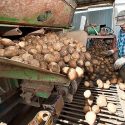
[72,12,87,30]
[72,8,113,30]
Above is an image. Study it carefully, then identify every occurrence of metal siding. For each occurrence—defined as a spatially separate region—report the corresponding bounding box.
[88,9,113,27]
[72,9,113,30]
[72,14,80,30]
[72,12,88,30]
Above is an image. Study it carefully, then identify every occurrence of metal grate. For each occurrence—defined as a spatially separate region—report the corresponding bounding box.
[56,84,125,125]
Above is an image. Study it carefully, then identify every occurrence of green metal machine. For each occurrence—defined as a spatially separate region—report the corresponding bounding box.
[0,3,86,124]
[0,57,71,107]
[0,0,79,108]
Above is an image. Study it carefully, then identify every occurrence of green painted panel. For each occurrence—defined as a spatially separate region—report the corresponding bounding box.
[0,69,70,86]
[1,70,58,82]
[36,92,49,98]
[0,16,20,22]
[0,58,70,86]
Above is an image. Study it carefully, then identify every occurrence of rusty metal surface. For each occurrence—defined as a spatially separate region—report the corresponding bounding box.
[21,80,54,94]
[21,80,54,103]
[76,0,115,7]
[43,95,64,117]
[0,0,76,28]
[0,57,70,86]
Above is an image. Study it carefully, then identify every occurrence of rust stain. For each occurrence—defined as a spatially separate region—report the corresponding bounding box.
[0,0,75,27]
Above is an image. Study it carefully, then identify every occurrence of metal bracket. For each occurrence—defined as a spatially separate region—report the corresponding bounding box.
[0,24,22,36]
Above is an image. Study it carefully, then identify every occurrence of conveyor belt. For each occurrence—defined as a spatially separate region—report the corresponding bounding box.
[56,84,125,125]
[3,83,125,125]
